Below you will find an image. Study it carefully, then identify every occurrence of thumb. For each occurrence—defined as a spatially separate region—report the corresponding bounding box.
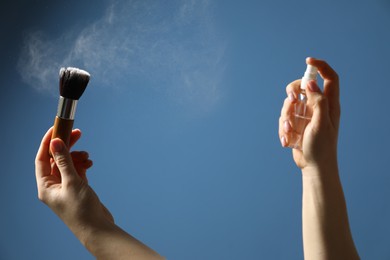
[306,80,329,130]
[50,138,78,183]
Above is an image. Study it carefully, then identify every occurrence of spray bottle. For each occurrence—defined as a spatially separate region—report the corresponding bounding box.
[288,64,318,150]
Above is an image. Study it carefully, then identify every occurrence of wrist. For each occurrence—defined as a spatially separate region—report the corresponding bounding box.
[79,220,164,259]
[65,213,115,250]
[78,219,120,256]
[301,158,339,179]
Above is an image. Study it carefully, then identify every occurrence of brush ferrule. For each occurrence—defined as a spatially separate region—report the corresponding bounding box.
[57,96,78,120]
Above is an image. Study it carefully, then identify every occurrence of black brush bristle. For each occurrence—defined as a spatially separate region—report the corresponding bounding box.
[59,67,90,100]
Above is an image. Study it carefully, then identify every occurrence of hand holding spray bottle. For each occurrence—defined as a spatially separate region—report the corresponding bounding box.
[288,64,318,150]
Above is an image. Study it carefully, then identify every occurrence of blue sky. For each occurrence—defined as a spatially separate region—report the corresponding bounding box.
[1,0,390,259]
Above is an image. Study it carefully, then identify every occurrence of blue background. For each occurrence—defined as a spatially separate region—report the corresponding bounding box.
[1,0,390,259]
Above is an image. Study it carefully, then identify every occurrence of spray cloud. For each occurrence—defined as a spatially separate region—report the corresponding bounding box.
[18,0,226,111]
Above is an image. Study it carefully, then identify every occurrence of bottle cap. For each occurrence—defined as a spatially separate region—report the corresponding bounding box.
[301,65,318,89]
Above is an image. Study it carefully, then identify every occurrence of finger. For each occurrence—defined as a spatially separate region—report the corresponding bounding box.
[74,165,88,182]
[50,138,79,184]
[307,57,339,85]
[71,151,92,183]
[69,129,82,149]
[279,98,295,146]
[280,80,303,147]
[74,159,93,170]
[71,151,93,171]
[306,57,340,124]
[280,96,295,119]
[51,163,61,180]
[71,151,90,163]
[35,127,54,179]
[82,159,93,169]
[306,80,329,130]
[279,116,289,147]
[286,79,301,100]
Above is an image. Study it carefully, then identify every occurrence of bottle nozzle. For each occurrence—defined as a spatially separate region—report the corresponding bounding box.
[301,64,318,89]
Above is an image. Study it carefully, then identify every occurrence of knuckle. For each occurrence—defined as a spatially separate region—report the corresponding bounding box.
[286,83,295,94]
[54,154,70,168]
[314,95,327,105]
[286,82,294,90]
[286,80,300,94]
[34,156,43,166]
[278,117,283,131]
[37,191,47,203]
[37,193,44,202]
[283,97,290,106]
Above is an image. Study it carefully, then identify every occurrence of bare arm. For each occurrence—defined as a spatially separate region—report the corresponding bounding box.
[279,58,359,259]
[35,128,164,260]
[302,164,358,260]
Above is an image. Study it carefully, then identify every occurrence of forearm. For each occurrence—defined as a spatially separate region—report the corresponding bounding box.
[73,221,164,260]
[301,163,359,260]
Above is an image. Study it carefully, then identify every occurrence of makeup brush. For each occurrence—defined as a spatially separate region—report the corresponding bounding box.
[51,67,90,148]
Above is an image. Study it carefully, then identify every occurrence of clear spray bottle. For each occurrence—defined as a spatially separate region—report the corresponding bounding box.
[288,64,318,150]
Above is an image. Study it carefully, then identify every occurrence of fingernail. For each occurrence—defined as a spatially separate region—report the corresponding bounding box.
[284,120,291,132]
[308,80,320,92]
[288,92,295,101]
[51,139,64,154]
[281,136,287,147]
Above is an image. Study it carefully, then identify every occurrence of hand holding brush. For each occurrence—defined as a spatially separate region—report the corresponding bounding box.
[37,67,164,259]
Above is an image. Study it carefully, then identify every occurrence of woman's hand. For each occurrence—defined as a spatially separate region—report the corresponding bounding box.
[35,128,114,238]
[279,57,341,170]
